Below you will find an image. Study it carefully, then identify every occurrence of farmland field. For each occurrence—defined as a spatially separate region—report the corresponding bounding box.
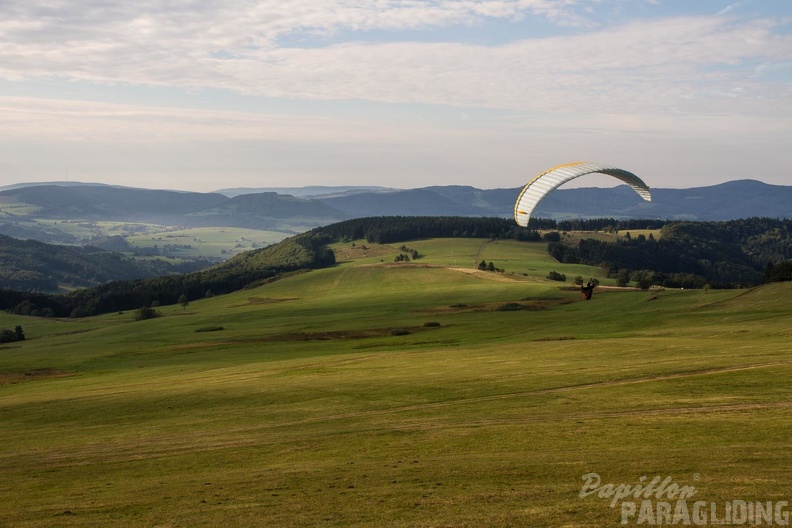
[126,226,289,259]
[1,237,790,527]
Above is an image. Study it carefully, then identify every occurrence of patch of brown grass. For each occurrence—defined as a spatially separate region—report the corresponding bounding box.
[0,368,74,385]
[172,325,442,350]
[420,297,573,316]
[244,297,299,305]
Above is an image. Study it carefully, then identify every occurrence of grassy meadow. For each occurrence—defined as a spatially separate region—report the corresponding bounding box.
[126,226,290,259]
[1,237,790,527]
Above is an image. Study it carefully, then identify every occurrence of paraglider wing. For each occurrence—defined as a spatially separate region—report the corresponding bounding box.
[513,162,652,227]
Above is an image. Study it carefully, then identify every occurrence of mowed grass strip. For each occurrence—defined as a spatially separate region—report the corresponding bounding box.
[1,238,790,527]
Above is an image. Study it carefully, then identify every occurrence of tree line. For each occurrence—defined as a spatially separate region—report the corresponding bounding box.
[2,216,789,318]
[313,216,666,244]
[548,218,792,288]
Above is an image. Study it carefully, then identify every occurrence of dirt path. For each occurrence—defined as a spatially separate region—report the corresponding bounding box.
[472,239,495,268]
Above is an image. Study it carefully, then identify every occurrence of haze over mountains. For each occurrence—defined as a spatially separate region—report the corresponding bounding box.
[0,180,790,239]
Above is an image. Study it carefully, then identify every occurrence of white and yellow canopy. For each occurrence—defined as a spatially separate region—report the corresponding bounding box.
[514,162,652,227]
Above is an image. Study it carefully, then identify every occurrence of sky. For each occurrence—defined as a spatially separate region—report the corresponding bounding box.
[0,0,790,193]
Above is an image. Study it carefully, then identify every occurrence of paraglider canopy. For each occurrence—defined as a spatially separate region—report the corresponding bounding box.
[514,162,652,227]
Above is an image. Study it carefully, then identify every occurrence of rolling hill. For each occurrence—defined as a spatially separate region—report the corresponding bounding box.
[0,234,211,292]
[2,215,790,317]
[1,235,790,527]
[215,180,792,220]
[0,184,342,228]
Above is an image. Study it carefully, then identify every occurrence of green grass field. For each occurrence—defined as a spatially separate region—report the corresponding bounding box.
[127,226,290,259]
[1,237,790,527]
[0,209,294,259]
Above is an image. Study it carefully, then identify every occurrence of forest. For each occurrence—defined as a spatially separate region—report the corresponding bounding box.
[1,232,334,318]
[0,234,212,291]
[548,218,792,288]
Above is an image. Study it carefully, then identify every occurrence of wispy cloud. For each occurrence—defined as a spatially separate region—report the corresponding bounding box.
[0,1,789,189]
[716,1,745,17]
[0,4,787,116]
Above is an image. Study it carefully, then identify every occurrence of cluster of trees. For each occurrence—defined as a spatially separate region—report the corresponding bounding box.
[134,307,161,321]
[549,218,792,288]
[399,246,419,260]
[0,325,25,343]
[547,271,566,282]
[477,261,504,273]
[394,245,420,263]
[764,261,792,283]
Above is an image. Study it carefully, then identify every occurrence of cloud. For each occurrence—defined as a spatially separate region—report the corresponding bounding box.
[1,2,790,190]
[716,2,745,17]
[0,96,444,143]
[0,1,788,118]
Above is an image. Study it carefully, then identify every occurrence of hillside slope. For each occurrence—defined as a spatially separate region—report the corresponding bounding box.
[2,215,790,316]
[0,246,790,527]
[0,234,209,292]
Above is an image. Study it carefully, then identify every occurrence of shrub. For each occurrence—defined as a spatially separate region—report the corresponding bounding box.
[0,326,25,343]
[547,271,566,282]
[134,306,161,321]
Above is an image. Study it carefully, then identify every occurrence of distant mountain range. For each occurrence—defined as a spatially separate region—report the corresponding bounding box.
[310,180,792,221]
[0,184,340,232]
[0,180,790,239]
[215,185,389,198]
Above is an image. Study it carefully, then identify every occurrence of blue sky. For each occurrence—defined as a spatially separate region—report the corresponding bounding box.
[0,0,789,192]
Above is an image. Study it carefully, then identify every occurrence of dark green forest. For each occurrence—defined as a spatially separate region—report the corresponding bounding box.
[548,218,792,288]
[1,216,790,318]
[1,232,334,318]
[0,234,212,292]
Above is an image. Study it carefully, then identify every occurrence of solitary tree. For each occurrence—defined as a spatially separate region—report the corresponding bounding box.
[178,294,189,311]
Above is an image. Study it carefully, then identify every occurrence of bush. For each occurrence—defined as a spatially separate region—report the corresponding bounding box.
[547,271,566,282]
[134,306,161,321]
[0,326,24,343]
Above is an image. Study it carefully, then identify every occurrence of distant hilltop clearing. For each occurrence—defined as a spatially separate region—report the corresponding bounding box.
[213,185,392,198]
